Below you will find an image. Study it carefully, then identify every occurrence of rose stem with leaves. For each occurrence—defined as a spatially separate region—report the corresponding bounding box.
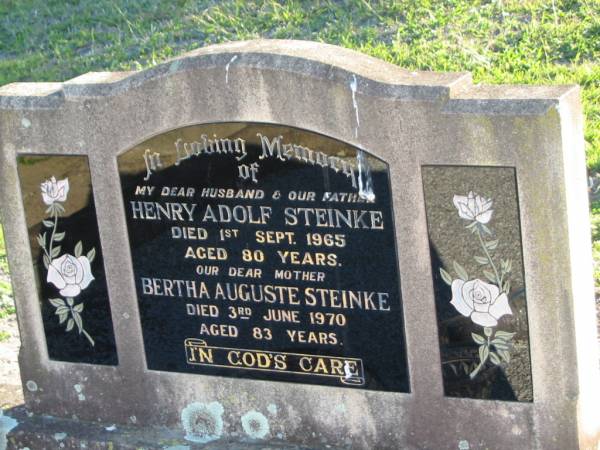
[475,225,501,286]
[470,329,492,379]
[39,203,64,265]
[69,297,94,346]
[48,205,58,258]
[76,314,95,346]
[54,297,95,346]
[82,330,94,346]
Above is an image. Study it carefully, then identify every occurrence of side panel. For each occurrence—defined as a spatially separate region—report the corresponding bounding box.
[17,155,118,365]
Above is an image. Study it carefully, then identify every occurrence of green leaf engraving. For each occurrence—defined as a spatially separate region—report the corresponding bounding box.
[453,261,469,281]
[55,306,69,315]
[87,247,96,263]
[49,298,65,308]
[439,268,453,285]
[479,344,489,363]
[489,352,501,365]
[472,333,486,345]
[474,255,488,265]
[485,239,499,250]
[492,340,511,350]
[494,331,516,340]
[497,349,511,363]
[461,361,470,374]
[483,269,497,284]
[480,224,492,235]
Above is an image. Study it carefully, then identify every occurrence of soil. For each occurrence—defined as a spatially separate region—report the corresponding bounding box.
[0,265,23,408]
[0,313,23,409]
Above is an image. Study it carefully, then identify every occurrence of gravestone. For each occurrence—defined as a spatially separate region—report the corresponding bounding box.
[0,40,598,449]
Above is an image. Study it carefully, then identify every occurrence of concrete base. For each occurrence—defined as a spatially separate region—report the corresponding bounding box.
[3,406,314,450]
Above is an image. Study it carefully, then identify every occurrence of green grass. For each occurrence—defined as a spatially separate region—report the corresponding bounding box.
[0,224,15,317]
[0,0,599,280]
[0,225,7,274]
[0,1,598,165]
[0,330,10,342]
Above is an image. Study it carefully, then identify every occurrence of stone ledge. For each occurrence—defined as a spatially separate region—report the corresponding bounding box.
[3,406,318,450]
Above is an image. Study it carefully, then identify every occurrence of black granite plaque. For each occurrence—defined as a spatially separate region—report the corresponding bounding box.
[422,166,533,401]
[118,122,408,391]
[17,155,118,365]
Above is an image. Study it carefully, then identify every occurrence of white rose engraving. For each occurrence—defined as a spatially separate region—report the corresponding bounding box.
[450,278,512,327]
[453,191,493,224]
[40,176,69,205]
[440,190,517,378]
[38,174,96,346]
[47,254,94,297]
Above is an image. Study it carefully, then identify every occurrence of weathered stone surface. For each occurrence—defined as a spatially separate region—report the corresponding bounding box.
[0,40,598,449]
[4,405,314,450]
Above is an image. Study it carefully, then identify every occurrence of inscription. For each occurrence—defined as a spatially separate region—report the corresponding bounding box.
[185,339,365,386]
[119,122,408,391]
[144,132,360,189]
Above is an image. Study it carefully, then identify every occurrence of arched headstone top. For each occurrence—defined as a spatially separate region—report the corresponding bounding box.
[0,39,575,111]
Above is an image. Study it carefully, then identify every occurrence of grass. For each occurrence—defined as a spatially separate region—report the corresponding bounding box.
[0,0,599,280]
[0,225,8,275]
[0,0,597,166]
[0,224,15,317]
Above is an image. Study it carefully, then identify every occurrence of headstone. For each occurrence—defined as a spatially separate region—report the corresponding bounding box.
[0,40,598,449]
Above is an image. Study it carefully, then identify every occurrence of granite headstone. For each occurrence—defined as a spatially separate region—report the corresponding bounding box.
[0,40,598,449]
